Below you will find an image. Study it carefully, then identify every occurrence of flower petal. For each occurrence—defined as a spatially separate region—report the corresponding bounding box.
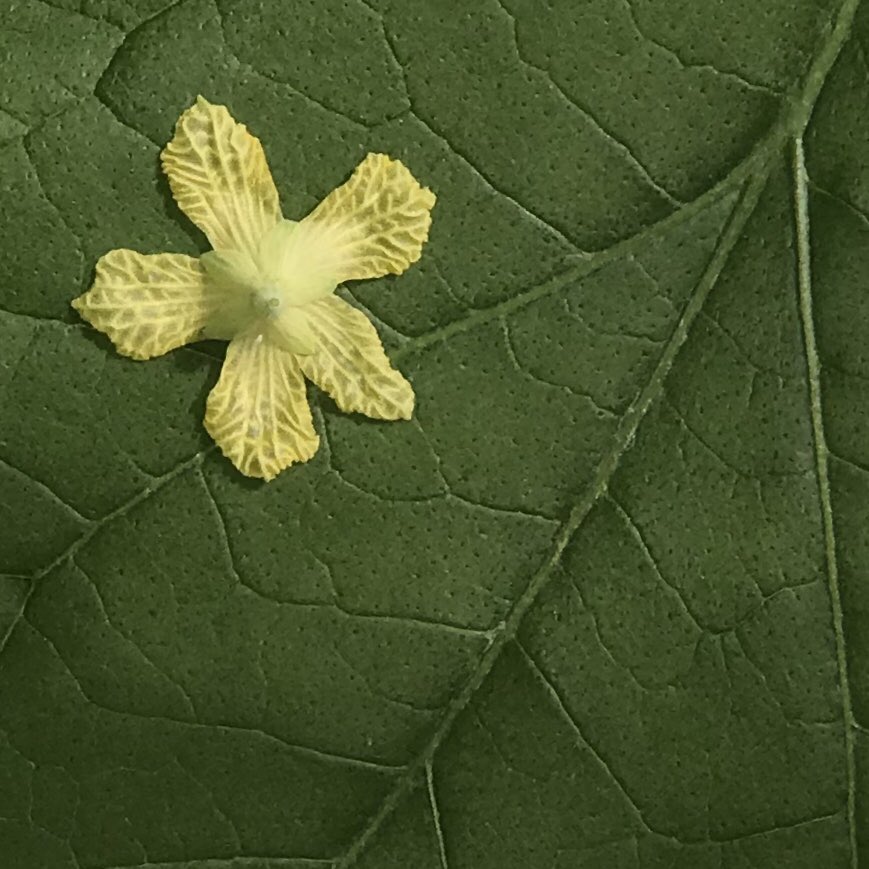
[161,95,281,258]
[205,332,319,480]
[294,152,436,285]
[300,295,414,420]
[268,305,316,356]
[72,249,222,360]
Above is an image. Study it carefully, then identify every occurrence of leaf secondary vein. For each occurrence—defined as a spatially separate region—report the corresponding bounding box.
[792,135,858,869]
[425,761,450,869]
[494,0,683,207]
[0,448,213,660]
[23,613,403,774]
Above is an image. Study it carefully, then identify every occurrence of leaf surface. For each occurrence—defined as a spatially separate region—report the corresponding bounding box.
[1,0,867,866]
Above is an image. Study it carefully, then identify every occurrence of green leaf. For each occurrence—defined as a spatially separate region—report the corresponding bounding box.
[1,0,867,866]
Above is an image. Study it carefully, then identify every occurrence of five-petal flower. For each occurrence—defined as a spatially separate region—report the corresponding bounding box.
[72,96,436,480]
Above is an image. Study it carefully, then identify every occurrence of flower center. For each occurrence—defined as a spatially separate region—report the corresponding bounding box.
[253,287,283,316]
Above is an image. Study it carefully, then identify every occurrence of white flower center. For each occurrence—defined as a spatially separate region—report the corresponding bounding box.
[200,218,342,355]
[253,288,282,315]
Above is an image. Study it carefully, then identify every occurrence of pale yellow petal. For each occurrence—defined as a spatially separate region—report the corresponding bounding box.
[299,296,414,420]
[205,332,319,480]
[295,152,435,284]
[267,305,316,356]
[161,95,281,257]
[72,249,222,360]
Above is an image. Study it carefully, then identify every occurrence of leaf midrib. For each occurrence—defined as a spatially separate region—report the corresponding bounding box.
[338,0,863,862]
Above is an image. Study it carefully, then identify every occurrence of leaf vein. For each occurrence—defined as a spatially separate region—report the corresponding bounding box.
[792,135,857,868]
[620,0,779,94]
[425,761,450,869]
[494,0,683,207]
[338,155,772,869]
[0,449,212,661]
[23,614,404,774]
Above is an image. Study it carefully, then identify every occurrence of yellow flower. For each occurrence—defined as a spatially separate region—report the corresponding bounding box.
[72,96,436,481]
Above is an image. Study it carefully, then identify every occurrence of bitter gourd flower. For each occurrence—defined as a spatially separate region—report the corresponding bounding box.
[72,96,436,480]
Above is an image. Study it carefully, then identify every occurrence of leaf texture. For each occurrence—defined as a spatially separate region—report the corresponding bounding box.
[1,0,868,866]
